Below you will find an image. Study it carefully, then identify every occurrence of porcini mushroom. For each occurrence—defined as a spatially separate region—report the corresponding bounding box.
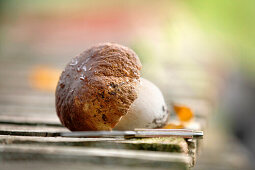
[55,43,169,131]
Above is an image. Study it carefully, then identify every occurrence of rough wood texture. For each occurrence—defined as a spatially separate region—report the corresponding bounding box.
[0,114,61,127]
[0,114,198,170]
[0,103,200,170]
[0,144,191,170]
[0,135,189,154]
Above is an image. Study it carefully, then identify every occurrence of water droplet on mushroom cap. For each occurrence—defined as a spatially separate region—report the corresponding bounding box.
[82,65,87,71]
[70,58,78,66]
[80,74,86,80]
[77,67,81,72]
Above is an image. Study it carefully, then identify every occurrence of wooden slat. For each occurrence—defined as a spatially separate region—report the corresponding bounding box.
[0,161,180,170]
[0,135,189,154]
[0,114,61,126]
[0,93,55,107]
[0,144,191,170]
[0,124,66,132]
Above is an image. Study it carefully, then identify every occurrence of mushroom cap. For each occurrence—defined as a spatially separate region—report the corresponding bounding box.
[55,43,142,131]
[114,78,169,130]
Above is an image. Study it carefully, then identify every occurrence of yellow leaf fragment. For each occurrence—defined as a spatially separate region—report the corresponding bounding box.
[173,104,194,122]
[162,123,184,129]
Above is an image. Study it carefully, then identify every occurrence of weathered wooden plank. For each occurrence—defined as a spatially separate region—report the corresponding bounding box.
[0,120,62,127]
[1,135,188,152]
[0,130,60,137]
[0,114,61,126]
[0,144,191,170]
[0,161,178,170]
[0,135,188,154]
[0,105,55,114]
[0,124,66,132]
[0,93,55,107]
[0,111,200,164]
[0,128,196,166]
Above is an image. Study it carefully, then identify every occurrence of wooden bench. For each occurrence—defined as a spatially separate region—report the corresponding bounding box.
[0,63,212,170]
[0,113,202,170]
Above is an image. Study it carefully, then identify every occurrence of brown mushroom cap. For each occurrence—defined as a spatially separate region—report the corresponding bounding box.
[55,43,142,131]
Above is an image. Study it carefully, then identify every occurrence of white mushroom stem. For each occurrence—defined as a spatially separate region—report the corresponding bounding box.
[114,78,169,130]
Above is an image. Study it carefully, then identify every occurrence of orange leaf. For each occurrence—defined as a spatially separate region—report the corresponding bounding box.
[29,66,61,92]
[173,104,193,122]
[162,123,184,129]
